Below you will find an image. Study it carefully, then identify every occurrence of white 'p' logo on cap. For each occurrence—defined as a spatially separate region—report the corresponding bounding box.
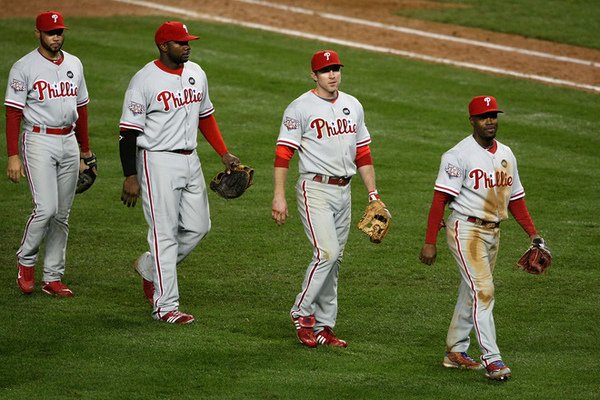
[52,14,58,23]
[484,97,491,106]
[324,52,331,60]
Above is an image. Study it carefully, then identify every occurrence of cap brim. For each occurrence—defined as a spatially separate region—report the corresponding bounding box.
[38,25,67,31]
[173,35,199,42]
[314,63,344,71]
[471,109,503,116]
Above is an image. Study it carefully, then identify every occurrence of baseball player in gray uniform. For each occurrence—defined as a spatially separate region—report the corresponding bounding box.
[419,96,546,381]
[272,50,384,347]
[119,21,240,324]
[5,11,94,297]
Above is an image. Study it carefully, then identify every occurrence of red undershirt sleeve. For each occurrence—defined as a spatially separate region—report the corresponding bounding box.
[75,105,90,153]
[508,197,537,237]
[274,144,295,168]
[5,106,22,156]
[425,190,451,244]
[355,144,373,167]
[198,114,228,156]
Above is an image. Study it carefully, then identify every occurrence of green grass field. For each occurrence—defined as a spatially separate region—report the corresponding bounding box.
[1,13,599,400]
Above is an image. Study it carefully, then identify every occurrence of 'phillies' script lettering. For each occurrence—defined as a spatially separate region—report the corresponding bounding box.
[310,118,357,139]
[469,169,513,190]
[156,88,203,111]
[33,80,78,101]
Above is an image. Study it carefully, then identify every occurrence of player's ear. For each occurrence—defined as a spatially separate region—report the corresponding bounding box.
[310,71,317,82]
[157,42,168,53]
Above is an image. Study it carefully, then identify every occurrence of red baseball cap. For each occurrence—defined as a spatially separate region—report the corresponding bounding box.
[469,95,503,116]
[36,11,67,32]
[155,21,199,45]
[311,50,343,71]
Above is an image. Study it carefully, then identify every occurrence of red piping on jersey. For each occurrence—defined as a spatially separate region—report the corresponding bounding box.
[292,180,322,314]
[453,219,491,357]
[153,59,183,76]
[310,89,338,103]
[16,133,38,259]
[276,139,300,150]
[37,49,65,65]
[143,150,163,311]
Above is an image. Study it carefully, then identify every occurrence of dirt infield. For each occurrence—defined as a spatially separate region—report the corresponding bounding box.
[2,0,599,92]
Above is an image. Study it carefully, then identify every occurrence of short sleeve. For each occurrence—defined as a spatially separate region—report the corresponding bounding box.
[434,151,463,197]
[276,103,302,150]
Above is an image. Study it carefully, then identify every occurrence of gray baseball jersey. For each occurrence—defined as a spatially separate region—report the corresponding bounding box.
[6,49,89,131]
[280,90,371,332]
[119,60,213,319]
[5,49,89,281]
[435,135,524,222]
[434,135,525,366]
[277,90,371,177]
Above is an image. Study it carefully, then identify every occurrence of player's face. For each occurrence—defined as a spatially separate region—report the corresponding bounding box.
[37,29,64,54]
[165,41,192,65]
[312,65,342,97]
[470,112,499,142]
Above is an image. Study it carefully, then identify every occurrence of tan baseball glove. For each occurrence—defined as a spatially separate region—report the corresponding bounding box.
[357,199,391,243]
[517,237,552,274]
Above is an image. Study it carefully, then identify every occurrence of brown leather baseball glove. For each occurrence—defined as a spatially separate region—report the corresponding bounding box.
[517,237,552,274]
[210,164,254,199]
[357,199,391,243]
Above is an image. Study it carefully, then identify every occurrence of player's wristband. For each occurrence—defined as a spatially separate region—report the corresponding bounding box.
[368,190,380,202]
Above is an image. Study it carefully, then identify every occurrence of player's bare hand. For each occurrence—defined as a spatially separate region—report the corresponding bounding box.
[419,243,437,265]
[7,155,25,183]
[121,175,140,207]
[272,196,288,225]
[222,152,240,172]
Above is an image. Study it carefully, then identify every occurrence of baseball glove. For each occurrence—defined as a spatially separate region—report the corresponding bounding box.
[76,153,97,194]
[517,237,552,274]
[357,199,392,243]
[210,164,254,199]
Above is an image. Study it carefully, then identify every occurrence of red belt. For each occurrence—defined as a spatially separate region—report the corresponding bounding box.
[32,126,73,135]
[313,174,351,186]
[169,149,193,155]
[467,216,500,228]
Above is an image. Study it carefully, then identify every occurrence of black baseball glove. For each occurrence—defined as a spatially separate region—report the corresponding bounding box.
[76,153,97,194]
[210,164,254,199]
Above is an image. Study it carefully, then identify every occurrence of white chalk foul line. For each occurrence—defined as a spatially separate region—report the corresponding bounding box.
[112,0,600,92]
[238,0,600,69]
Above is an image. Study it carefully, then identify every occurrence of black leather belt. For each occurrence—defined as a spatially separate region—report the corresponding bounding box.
[312,174,351,186]
[168,149,193,155]
[467,216,500,228]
